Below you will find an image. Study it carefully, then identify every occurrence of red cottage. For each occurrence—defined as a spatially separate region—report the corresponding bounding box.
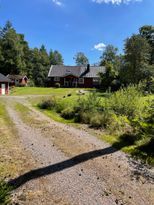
[0,73,11,95]
[48,64,106,88]
[7,74,28,86]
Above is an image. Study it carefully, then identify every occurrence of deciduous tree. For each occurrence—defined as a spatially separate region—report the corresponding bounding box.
[74,52,89,66]
[49,50,63,65]
[124,34,151,84]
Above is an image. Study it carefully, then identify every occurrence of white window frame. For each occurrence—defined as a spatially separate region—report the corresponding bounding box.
[78,78,84,84]
[54,77,60,82]
[1,84,6,95]
[64,78,69,87]
[93,78,100,83]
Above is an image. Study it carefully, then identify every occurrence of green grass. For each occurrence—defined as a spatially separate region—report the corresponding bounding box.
[0,103,16,204]
[10,87,86,96]
[0,180,11,205]
[41,109,75,124]
[100,134,137,153]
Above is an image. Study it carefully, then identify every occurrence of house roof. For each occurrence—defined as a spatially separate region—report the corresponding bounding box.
[0,73,11,83]
[48,65,106,78]
[7,74,28,80]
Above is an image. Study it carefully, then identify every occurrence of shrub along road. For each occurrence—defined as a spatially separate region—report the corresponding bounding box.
[1,96,154,205]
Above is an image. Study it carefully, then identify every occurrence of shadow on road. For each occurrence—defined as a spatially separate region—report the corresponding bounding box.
[8,146,117,189]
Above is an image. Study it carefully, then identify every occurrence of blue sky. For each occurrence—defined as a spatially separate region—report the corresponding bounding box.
[0,0,154,65]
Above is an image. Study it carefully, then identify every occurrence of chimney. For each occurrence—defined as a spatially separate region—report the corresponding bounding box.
[87,64,90,73]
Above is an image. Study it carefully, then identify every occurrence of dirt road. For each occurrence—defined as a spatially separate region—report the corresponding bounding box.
[3,97,154,205]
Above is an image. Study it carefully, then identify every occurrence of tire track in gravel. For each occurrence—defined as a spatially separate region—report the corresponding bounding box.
[6,98,154,205]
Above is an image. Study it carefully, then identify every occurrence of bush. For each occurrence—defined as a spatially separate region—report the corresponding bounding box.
[27,80,35,87]
[0,180,11,205]
[146,77,154,93]
[74,111,91,123]
[55,83,60,88]
[106,85,144,118]
[61,107,75,119]
[75,93,101,114]
[55,101,67,113]
[38,97,57,110]
[89,110,113,128]
[90,113,103,128]
[107,114,132,135]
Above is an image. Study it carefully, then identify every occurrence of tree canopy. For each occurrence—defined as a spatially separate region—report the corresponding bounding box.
[99,25,154,91]
[0,21,64,86]
[74,52,89,66]
[49,50,63,65]
[99,45,122,90]
[123,34,151,84]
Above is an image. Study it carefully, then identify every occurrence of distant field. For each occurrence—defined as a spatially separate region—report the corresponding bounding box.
[10,87,83,96]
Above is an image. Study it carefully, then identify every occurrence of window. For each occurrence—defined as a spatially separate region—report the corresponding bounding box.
[78,78,84,84]
[93,78,99,83]
[54,77,60,82]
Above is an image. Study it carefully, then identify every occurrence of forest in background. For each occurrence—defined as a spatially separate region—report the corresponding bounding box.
[0,21,153,90]
[0,21,63,86]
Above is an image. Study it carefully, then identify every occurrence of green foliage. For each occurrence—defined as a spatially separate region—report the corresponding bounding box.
[0,21,64,87]
[0,22,26,75]
[0,180,11,205]
[27,80,35,87]
[133,99,154,144]
[99,26,154,88]
[75,111,91,124]
[38,97,57,110]
[90,113,103,128]
[31,46,50,87]
[89,110,113,128]
[106,85,144,118]
[55,101,67,113]
[49,50,63,65]
[100,45,118,66]
[107,114,131,135]
[61,107,75,119]
[73,52,89,66]
[75,93,101,113]
[139,25,154,64]
[99,45,122,91]
[148,75,154,93]
[123,34,151,84]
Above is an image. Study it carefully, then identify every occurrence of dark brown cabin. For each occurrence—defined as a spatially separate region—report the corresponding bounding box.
[48,64,105,88]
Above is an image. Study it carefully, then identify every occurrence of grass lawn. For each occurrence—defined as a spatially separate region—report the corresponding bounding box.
[10,87,86,96]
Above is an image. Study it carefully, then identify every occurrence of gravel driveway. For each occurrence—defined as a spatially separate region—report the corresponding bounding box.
[4,97,154,205]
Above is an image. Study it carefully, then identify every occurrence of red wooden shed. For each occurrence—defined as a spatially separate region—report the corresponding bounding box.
[0,73,11,95]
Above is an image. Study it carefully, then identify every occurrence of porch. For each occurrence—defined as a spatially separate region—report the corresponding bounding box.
[64,76,78,87]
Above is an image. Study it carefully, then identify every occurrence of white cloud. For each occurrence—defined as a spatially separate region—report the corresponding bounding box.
[92,0,142,5]
[52,0,63,6]
[94,43,106,51]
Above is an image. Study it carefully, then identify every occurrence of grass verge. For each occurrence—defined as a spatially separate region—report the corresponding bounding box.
[0,101,37,203]
[0,180,12,205]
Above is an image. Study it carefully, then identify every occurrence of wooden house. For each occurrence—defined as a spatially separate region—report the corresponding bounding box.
[48,64,105,88]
